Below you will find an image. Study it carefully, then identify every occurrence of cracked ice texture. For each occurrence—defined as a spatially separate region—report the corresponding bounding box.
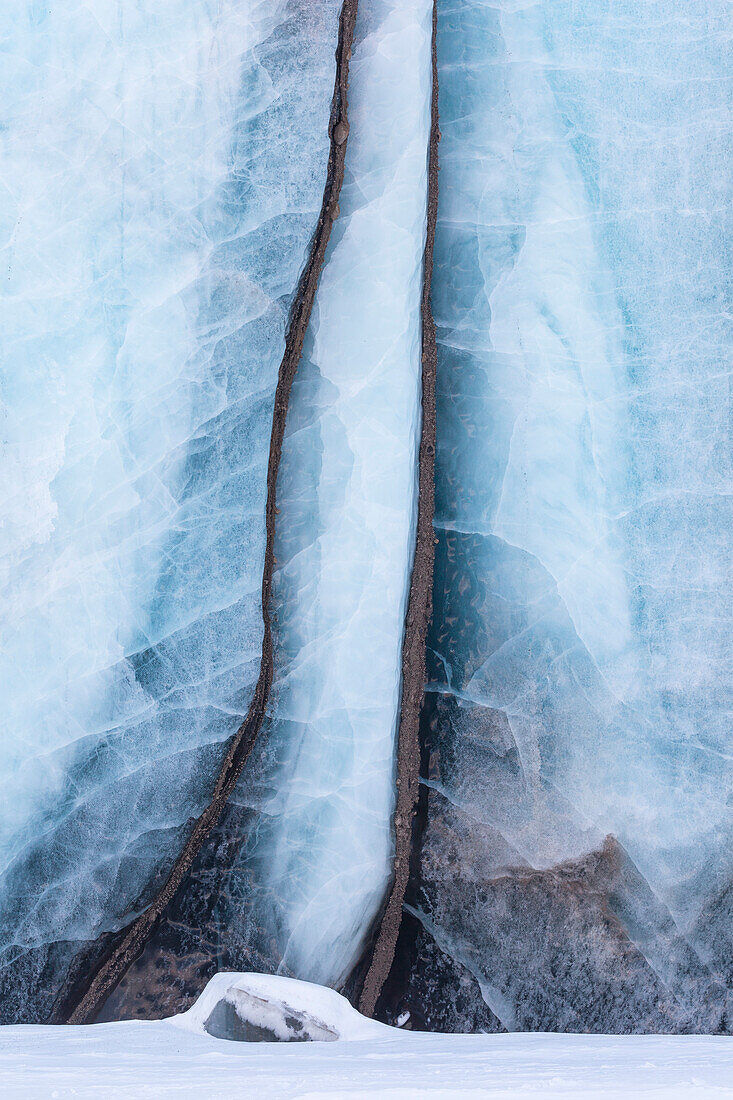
[214,0,432,989]
[0,0,339,1020]
[411,0,733,1030]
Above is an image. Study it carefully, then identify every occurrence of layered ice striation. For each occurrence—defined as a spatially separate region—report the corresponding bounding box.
[0,0,340,1021]
[214,0,433,990]
[394,0,733,1032]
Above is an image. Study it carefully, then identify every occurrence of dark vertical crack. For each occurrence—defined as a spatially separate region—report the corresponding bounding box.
[357,0,439,1019]
[60,0,359,1025]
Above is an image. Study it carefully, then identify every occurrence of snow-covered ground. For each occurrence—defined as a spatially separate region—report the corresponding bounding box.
[1,975,731,1099]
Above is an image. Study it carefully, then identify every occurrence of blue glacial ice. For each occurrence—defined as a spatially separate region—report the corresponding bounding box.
[0,0,341,1018]
[1,0,730,1035]
[214,0,433,989]
[408,0,733,1029]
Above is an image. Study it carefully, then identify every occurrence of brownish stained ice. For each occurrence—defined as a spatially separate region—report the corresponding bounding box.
[357,0,439,1020]
[60,0,360,1026]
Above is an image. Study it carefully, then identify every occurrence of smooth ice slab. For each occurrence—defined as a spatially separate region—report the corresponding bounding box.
[0,0,340,1021]
[397,0,733,1032]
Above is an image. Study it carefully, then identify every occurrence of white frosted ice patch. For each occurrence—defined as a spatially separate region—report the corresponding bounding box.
[3,974,733,1098]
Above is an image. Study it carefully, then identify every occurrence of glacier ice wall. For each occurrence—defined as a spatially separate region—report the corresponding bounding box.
[2,0,730,1037]
[389,0,733,1033]
[0,0,340,1021]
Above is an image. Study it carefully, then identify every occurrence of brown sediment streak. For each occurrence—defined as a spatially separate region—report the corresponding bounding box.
[357,0,439,1020]
[61,0,359,1026]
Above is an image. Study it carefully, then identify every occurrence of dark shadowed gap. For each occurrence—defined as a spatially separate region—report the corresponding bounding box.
[57,0,360,1025]
[356,0,439,1020]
